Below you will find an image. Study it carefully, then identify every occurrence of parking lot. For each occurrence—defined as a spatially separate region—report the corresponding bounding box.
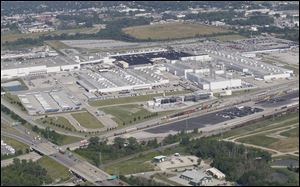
[145,106,264,134]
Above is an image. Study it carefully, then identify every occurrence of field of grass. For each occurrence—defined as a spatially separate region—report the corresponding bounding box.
[1,123,23,136]
[1,27,100,43]
[71,111,104,129]
[236,124,299,153]
[222,112,299,139]
[44,40,70,50]
[36,116,77,132]
[89,93,163,107]
[104,151,157,175]
[280,127,299,138]
[237,135,278,147]
[89,90,192,107]
[211,34,246,41]
[58,135,82,145]
[272,154,299,161]
[102,104,153,125]
[104,145,188,175]
[122,23,233,40]
[37,156,71,182]
[102,104,176,127]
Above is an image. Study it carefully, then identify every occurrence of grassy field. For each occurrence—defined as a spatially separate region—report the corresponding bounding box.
[102,104,176,127]
[37,156,71,182]
[1,27,100,43]
[1,123,23,136]
[71,111,104,129]
[89,90,192,107]
[44,40,70,50]
[211,34,246,41]
[280,127,299,138]
[122,23,233,40]
[36,116,77,132]
[104,151,157,175]
[89,93,163,107]
[104,145,188,175]
[1,135,29,153]
[236,124,299,153]
[221,112,299,139]
[58,135,82,145]
[237,135,278,147]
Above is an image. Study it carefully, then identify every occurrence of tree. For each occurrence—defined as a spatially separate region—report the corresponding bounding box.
[114,137,125,149]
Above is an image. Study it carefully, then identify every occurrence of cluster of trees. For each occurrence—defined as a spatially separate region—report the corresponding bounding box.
[41,118,73,132]
[184,138,299,186]
[1,104,27,124]
[229,15,274,26]
[185,11,239,22]
[32,126,64,145]
[120,175,168,186]
[1,158,52,186]
[74,136,160,167]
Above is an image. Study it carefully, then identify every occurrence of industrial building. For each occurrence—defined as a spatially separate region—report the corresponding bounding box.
[111,49,208,68]
[1,81,25,91]
[147,91,213,107]
[1,55,80,80]
[76,68,169,93]
[186,72,242,90]
[180,170,213,186]
[18,90,81,115]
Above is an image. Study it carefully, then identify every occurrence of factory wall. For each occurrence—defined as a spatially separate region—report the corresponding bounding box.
[60,64,80,71]
[263,73,291,81]
[1,65,47,79]
[209,79,242,90]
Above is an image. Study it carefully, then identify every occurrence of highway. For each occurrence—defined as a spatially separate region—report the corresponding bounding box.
[1,115,122,186]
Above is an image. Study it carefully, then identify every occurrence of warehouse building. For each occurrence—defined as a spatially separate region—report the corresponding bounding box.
[76,68,169,93]
[186,72,242,90]
[1,81,25,91]
[18,90,81,115]
[1,56,80,80]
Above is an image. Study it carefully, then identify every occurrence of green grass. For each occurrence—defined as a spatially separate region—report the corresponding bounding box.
[1,135,29,153]
[37,156,71,182]
[71,111,104,129]
[104,151,157,175]
[59,135,82,145]
[272,154,299,161]
[101,104,153,125]
[89,90,192,107]
[211,34,246,41]
[280,127,299,138]
[1,123,23,136]
[222,112,299,139]
[237,135,278,147]
[102,104,176,127]
[44,40,70,50]
[89,93,163,107]
[36,116,77,132]
[122,23,233,40]
[103,145,188,175]
[2,92,26,111]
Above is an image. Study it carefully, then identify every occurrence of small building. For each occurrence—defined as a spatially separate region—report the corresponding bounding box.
[206,167,226,179]
[180,169,213,186]
[1,80,24,91]
[153,155,167,163]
